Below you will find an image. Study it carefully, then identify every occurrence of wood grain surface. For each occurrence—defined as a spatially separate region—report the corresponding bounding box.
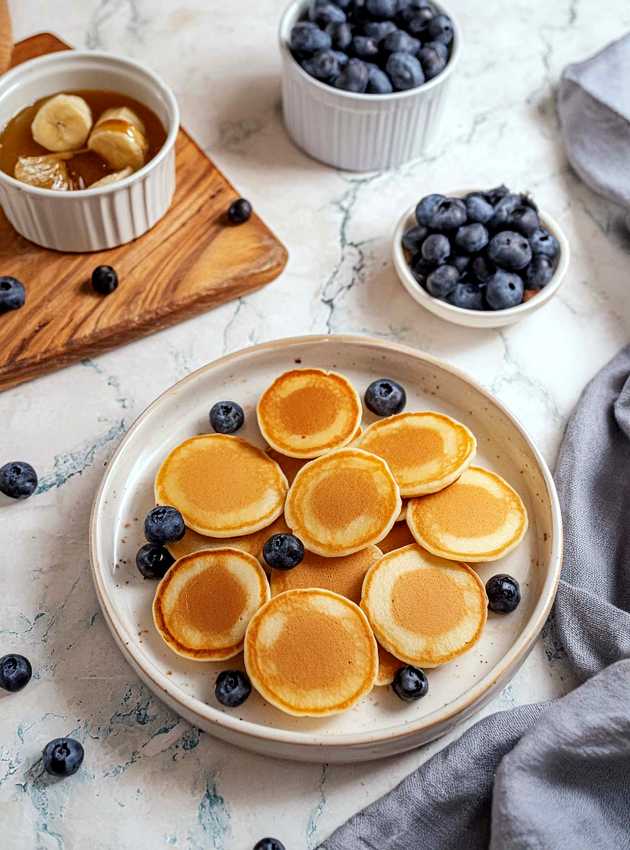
[0,33,288,392]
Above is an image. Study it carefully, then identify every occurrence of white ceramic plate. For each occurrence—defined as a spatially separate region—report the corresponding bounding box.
[393,189,570,328]
[90,335,562,763]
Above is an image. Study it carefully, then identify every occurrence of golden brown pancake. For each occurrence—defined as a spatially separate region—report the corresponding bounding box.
[378,521,415,554]
[155,435,288,537]
[270,545,382,604]
[285,447,401,557]
[361,544,487,667]
[166,515,290,565]
[376,644,404,686]
[257,368,362,459]
[396,500,408,522]
[355,412,476,496]
[406,466,528,562]
[244,588,378,716]
[153,548,270,661]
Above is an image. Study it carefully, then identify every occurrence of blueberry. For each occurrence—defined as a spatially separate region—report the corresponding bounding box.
[427,13,453,44]
[303,49,341,81]
[418,45,447,80]
[363,20,397,41]
[525,255,555,289]
[136,543,174,579]
[447,281,485,311]
[411,255,434,283]
[364,378,406,416]
[486,270,524,310]
[471,255,495,283]
[326,20,353,50]
[529,226,560,260]
[352,35,379,59]
[366,64,393,93]
[424,40,448,61]
[209,400,245,433]
[0,461,38,500]
[427,197,467,231]
[452,254,471,275]
[91,265,118,295]
[334,57,369,91]
[392,665,429,701]
[42,738,84,778]
[465,193,494,224]
[426,265,459,299]
[486,574,521,613]
[387,52,424,90]
[253,840,286,850]
[505,204,540,237]
[489,193,521,230]
[416,193,445,227]
[366,0,397,18]
[487,230,532,271]
[0,654,32,692]
[290,22,332,54]
[215,669,252,708]
[331,49,350,66]
[402,224,429,254]
[397,0,432,27]
[308,1,347,26]
[454,223,488,254]
[263,533,305,570]
[484,184,510,206]
[383,30,420,55]
[227,198,252,224]
[406,9,434,36]
[0,276,26,312]
[144,506,185,545]
[421,233,451,264]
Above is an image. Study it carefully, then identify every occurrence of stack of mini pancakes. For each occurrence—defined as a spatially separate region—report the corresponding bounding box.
[150,367,528,718]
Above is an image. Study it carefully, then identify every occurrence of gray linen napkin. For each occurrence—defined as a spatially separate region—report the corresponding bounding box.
[320,345,630,850]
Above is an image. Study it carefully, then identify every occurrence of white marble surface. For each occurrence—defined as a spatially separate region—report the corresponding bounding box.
[2,1,630,847]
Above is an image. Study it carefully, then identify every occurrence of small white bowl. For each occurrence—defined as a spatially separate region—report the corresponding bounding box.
[393,190,570,328]
[0,51,179,252]
[279,0,462,172]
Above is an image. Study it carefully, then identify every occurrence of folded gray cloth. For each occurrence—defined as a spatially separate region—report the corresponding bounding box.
[320,345,630,850]
[558,34,630,211]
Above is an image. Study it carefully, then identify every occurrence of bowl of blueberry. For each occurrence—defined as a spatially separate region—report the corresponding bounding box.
[279,0,461,172]
[393,186,570,328]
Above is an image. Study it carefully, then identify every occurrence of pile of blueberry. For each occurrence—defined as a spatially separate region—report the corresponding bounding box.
[289,0,454,94]
[402,186,561,311]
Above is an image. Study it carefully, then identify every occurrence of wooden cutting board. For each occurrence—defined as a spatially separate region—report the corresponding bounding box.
[0,34,288,392]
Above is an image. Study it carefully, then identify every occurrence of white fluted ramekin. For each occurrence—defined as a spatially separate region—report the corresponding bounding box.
[0,51,179,252]
[279,0,461,172]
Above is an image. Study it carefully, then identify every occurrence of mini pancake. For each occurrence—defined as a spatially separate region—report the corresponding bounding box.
[257,368,362,459]
[406,466,528,562]
[361,544,487,668]
[355,412,476,497]
[153,548,270,661]
[244,588,378,716]
[378,521,415,554]
[376,644,405,686]
[396,500,408,522]
[155,435,288,537]
[285,447,401,557]
[270,545,382,604]
[166,515,290,564]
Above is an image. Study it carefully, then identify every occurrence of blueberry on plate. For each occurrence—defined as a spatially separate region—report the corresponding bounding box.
[363,20,397,41]
[487,231,532,271]
[334,57,369,92]
[454,223,488,254]
[144,505,185,545]
[418,45,447,80]
[428,197,467,231]
[210,400,245,434]
[452,254,471,275]
[465,193,494,224]
[0,461,38,500]
[0,276,26,312]
[505,204,540,237]
[43,738,84,778]
[136,543,174,579]
[227,198,253,224]
[366,65,393,93]
[303,49,341,81]
[447,281,486,311]
[525,254,555,289]
[290,21,332,54]
[308,1,347,27]
[484,184,510,206]
[253,839,286,850]
[486,269,524,310]
[366,0,398,18]
[426,265,460,299]
[421,233,451,264]
[215,669,252,708]
[402,224,428,254]
[427,13,453,44]
[326,20,353,51]
[365,378,406,416]
[470,255,494,283]
[486,574,521,613]
[529,226,560,260]
[352,35,379,60]
[0,654,32,692]
[392,665,429,701]
[91,265,118,295]
[416,193,445,227]
[263,533,305,571]
[383,29,421,55]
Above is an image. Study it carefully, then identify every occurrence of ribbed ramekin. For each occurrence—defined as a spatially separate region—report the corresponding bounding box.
[0,51,179,252]
[279,0,461,172]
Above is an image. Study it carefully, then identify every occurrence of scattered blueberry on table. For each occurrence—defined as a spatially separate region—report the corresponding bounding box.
[486,574,521,613]
[209,400,245,434]
[290,0,454,93]
[0,653,32,692]
[215,669,252,708]
[0,276,26,312]
[91,265,119,295]
[263,533,305,571]
[135,543,175,579]
[253,839,286,850]
[42,737,85,778]
[0,460,38,500]
[402,186,560,311]
[228,198,253,224]
[364,378,407,416]
[392,665,429,701]
[144,505,186,545]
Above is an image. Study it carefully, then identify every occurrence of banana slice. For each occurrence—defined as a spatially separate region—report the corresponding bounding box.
[89,166,133,188]
[88,111,149,172]
[31,94,93,152]
[14,153,73,190]
[95,106,146,136]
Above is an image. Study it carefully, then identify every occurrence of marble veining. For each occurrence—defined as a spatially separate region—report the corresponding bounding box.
[2,0,629,847]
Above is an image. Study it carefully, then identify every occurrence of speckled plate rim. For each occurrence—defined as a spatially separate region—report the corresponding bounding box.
[89,334,563,751]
